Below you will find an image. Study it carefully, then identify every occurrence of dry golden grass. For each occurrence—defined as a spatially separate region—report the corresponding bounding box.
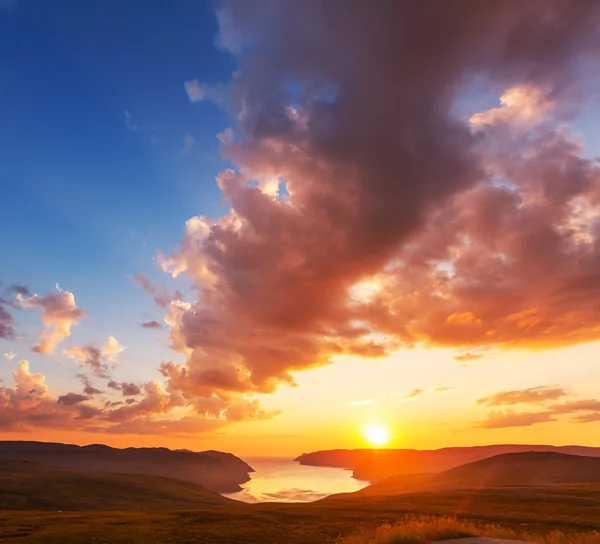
[337,515,600,544]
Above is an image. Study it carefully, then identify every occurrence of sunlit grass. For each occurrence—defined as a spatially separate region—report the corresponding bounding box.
[337,515,600,544]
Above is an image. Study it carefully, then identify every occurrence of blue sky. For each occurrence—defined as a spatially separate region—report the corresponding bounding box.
[1,0,231,386]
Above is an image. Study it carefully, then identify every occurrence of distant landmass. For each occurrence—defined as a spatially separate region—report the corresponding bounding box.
[0,441,254,493]
[0,459,238,510]
[295,444,600,481]
[327,451,600,499]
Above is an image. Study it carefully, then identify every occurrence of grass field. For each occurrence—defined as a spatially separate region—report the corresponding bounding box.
[2,485,600,543]
[337,516,600,544]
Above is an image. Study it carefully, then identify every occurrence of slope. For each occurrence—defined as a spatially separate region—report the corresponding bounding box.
[341,451,600,498]
[0,459,237,510]
[0,441,253,493]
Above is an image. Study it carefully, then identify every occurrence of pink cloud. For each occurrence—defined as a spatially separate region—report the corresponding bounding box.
[17,287,86,354]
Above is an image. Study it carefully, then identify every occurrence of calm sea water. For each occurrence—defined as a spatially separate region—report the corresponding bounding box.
[223,457,369,503]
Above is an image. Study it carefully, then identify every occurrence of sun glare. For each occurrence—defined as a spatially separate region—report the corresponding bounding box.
[364,424,390,447]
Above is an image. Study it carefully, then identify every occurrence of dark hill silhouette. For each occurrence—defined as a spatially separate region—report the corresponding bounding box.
[0,459,236,510]
[295,444,600,481]
[331,451,600,498]
[0,441,254,493]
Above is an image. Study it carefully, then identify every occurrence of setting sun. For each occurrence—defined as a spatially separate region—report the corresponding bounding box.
[364,425,390,447]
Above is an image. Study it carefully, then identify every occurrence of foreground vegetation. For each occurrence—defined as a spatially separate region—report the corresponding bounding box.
[338,515,600,544]
[2,485,600,543]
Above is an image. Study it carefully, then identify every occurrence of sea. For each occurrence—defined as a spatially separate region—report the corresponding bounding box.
[223,457,369,503]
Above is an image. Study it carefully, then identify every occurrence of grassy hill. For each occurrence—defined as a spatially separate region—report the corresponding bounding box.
[0,441,254,493]
[330,452,600,500]
[2,485,600,543]
[0,460,233,511]
[295,444,600,482]
[3,452,600,542]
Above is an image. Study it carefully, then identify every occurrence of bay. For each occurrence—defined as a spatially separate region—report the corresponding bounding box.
[223,457,369,503]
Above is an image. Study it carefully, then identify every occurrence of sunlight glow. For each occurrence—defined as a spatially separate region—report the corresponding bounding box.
[364,424,389,447]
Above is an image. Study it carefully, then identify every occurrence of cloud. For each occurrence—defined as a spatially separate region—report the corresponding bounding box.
[0,283,25,339]
[121,382,142,396]
[0,306,15,340]
[57,393,89,406]
[435,384,453,393]
[0,360,265,435]
[17,288,86,354]
[405,389,423,400]
[124,110,138,131]
[184,79,205,103]
[63,336,123,379]
[8,285,30,296]
[154,1,600,415]
[3,351,16,362]
[454,352,483,362]
[141,320,163,329]
[550,399,600,413]
[0,360,99,431]
[124,110,157,133]
[477,386,568,407]
[477,395,600,428]
[107,380,121,391]
[179,132,196,156]
[131,274,183,309]
[101,336,124,363]
[574,413,600,423]
[77,374,103,396]
[478,409,556,429]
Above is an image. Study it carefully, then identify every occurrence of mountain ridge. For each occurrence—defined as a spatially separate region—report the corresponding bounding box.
[295,444,600,481]
[326,451,600,499]
[0,440,254,493]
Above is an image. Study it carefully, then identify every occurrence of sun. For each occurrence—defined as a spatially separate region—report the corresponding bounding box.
[364,424,390,447]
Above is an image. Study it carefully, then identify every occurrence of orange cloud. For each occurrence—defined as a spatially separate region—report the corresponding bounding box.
[478,409,556,429]
[0,359,272,436]
[454,352,483,362]
[152,1,600,415]
[477,386,568,406]
[17,287,86,354]
[131,274,183,309]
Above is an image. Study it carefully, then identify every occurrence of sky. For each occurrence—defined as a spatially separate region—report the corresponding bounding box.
[2,0,600,458]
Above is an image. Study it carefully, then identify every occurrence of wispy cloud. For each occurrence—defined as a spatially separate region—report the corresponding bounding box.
[179,132,196,156]
[184,79,205,103]
[123,110,157,132]
[454,352,483,362]
[434,383,454,393]
[477,386,567,407]
[478,409,556,429]
[141,320,163,329]
[130,274,183,309]
[404,389,423,400]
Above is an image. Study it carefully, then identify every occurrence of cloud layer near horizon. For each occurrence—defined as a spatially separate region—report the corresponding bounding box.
[156,0,600,415]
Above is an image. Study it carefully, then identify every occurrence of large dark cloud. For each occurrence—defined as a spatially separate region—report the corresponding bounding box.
[157,0,600,410]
